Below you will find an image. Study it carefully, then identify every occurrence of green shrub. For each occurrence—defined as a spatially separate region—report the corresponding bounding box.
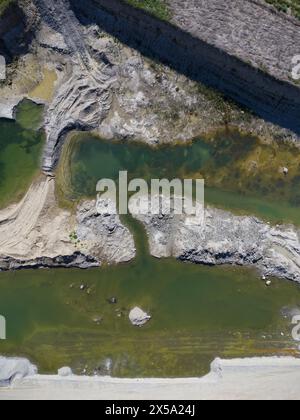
[124,0,170,21]
[265,0,300,20]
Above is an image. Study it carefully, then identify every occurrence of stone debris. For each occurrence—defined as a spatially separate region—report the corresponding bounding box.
[58,367,73,377]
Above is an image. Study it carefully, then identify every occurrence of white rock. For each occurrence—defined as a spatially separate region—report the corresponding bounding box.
[129,307,151,327]
[0,357,37,386]
[266,280,272,287]
[58,367,73,377]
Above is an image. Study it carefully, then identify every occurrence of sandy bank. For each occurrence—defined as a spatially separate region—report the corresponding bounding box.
[1,357,300,400]
[0,175,76,263]
[0,176,135,270]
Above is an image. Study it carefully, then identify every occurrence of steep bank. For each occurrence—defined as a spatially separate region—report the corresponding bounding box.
[71,0,300,134]
[134,203,300,283]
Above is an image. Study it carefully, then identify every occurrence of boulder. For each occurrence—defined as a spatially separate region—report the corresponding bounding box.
[58,367,73,377]
[129,307,151,327]
[0,357,37,386]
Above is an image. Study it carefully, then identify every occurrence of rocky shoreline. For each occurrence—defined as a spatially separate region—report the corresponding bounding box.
[0,252,100,272]
[1,187,300,284]
[134,203,300,283]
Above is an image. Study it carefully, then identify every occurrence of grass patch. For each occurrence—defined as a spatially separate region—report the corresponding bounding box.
[124,0,170,20]
[265,0,300,19]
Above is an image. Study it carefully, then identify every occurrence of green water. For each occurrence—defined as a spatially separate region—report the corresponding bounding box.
[59,131,300,225]
[0,245,299,377]
[1,127,300,377]
[0,99,44,208]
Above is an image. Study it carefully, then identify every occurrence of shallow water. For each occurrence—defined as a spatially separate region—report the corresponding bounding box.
[0,248,299,377]
[0,127,300,377]
[0,99,44,208]
[58,131,300,225]
[0,214,299,377]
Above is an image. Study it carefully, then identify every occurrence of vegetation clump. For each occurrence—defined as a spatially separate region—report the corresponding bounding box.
[125,0,170,21]
[265,0,300,20]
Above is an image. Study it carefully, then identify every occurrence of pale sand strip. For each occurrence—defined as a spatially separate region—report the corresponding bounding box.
[1,358,300,400]
[0,175,76,261]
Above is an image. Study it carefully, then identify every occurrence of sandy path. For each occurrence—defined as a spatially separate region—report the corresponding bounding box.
[1,357,300,400]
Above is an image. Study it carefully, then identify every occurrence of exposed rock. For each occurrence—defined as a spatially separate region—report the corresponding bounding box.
[0,178,134,270]
[266,280,272,287]
[133,199,300,283]
[107,297,118,304]
[0,252,99,271]
[37,24,69,53]
[92,316,103,324]
[0,175,102,271]
[33,0,114,172]
[0,97,22,119]
[283,167,289,175]
[32,0,300,174]
[0,176,77,267]
[58,367,73,377]
[129,307,151,327]
[71,0,300,135]
[167,0,300,87]
[0,357,37,386]
[77,199,136,264]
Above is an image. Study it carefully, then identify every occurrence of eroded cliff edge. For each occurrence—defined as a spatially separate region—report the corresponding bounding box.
[72,0,300,134]
[133,202,300,283]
